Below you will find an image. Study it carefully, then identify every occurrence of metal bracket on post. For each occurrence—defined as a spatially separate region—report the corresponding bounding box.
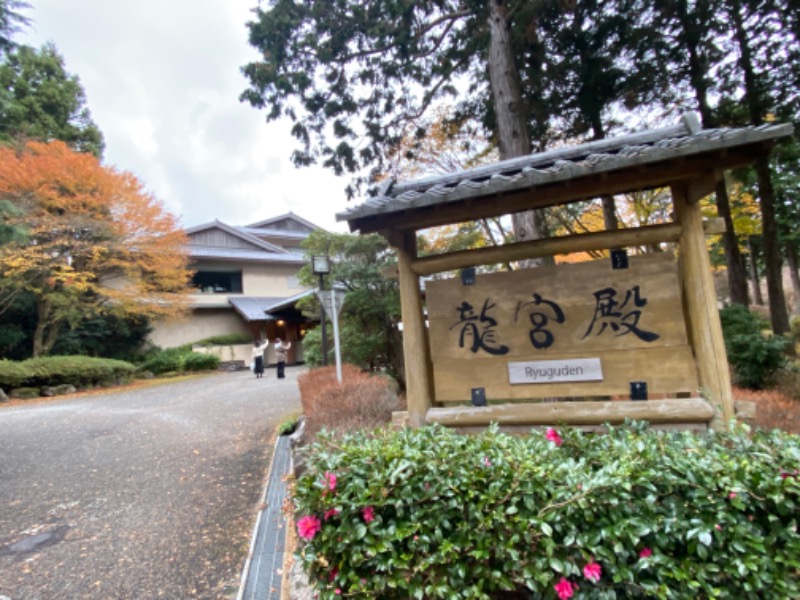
[611,249,629,270]
[461,267,476,286]
[630,381,648,401]
[471,387,487,407]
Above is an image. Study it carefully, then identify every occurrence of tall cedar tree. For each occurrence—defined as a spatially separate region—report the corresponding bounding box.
[722,0,797,335]
[517,0,672,230]
[648,0,750,305]
[0,43,105,157]
[243,0,800,323]
[0,141,192,357]
[241,1,554,250]
[0,0,29,57]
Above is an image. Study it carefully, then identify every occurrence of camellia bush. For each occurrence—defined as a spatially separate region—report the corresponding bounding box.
[293,423,800,599]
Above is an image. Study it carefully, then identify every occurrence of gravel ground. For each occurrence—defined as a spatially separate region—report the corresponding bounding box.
[0,367,303,600]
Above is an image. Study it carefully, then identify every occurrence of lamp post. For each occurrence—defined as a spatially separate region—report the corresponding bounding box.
[311,255,330,366]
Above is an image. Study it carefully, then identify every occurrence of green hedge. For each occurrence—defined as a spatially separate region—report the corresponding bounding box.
[293,424,800,599]
[0,356,136,390]
[139,348,219,374]
[175,332,252,352]
[182,352,220,371]
[720,305,787,389]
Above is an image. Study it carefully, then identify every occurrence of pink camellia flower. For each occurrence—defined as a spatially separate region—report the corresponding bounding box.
[639,547,653,559]
[546,428,563,447]
[323,508,340,521]
[729,492,737,499]
[554,577,576,599]
[483,456,492,467]
[323,472,337,493]
[334,589,341,595]
[715,524,723,531]
[297,515,322,540]
[329,567,338,582]
[583,560,602,583]
[362,506,375,523]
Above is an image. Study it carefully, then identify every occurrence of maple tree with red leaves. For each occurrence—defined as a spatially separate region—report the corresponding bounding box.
[0,140,192,356]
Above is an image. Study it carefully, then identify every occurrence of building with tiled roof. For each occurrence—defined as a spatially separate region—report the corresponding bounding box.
[148,212,319,365]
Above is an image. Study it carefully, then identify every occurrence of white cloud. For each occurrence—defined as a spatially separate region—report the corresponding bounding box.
[19,0,353,233]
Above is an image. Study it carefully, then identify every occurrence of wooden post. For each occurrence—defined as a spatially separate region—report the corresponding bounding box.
[395,230,433,427]
[673,184,734,426]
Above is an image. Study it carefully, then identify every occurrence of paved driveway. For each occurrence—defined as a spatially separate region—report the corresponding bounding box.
[0,367,303,600]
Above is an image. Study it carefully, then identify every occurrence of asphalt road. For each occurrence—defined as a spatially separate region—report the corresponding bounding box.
[0,367,303,600]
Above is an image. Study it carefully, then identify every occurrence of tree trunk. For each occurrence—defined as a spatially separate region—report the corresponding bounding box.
[728,0,789,333]
[786,240,800,315]
[32,296,52,358]
[755,156,790,335]
[715,180,750,305]
[676,0,749,305]
[487,0,549,267]
[748,237,764,305]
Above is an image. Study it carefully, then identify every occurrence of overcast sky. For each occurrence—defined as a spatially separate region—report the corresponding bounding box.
[19,0,352,232]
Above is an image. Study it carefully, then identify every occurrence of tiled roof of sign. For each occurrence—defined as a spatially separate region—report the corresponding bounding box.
[336,113,793,225]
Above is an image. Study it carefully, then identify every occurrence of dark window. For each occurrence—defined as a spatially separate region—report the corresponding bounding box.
[193,271,243,293]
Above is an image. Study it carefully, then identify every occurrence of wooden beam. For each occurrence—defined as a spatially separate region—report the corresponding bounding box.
[412,220,725,277]
[672,184,735,427]
[425,397,714,426]
[686,170,722,204]
[412,223,677,275]
[395,230,433,427]
[352,147,763,234]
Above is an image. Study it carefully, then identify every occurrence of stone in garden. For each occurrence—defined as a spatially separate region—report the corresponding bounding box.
[42,384,77,397]
[0,388,7,403]
[9,387,40,399]
[292,450,307,479]
[288,558,314,600]
[289,416,306,449]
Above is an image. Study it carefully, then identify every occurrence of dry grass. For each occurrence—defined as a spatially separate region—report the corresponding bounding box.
[297,365,399,440]
[734,384,800,434]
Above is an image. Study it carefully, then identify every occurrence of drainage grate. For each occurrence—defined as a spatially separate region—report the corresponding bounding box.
[240,435,292,600]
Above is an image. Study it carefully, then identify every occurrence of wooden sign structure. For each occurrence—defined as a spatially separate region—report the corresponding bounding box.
[427,253,696,402]
[337,113,794,431]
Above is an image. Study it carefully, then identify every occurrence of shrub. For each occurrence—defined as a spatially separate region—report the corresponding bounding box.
[720,305,787,388]
[139,347,186,374]
[0,360,30,388]
[0,356,136,391]
[293,424,800,600]
[298,365,398,439]
[791,315,800,343]
[138,347,221,374]
[182,352,220,372]
[191,333,252,347]
[278,414,301,435]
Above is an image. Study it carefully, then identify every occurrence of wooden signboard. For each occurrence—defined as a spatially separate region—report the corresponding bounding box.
[425,253,698,403]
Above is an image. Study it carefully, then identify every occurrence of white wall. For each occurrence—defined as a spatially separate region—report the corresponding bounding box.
[148,309,251,349]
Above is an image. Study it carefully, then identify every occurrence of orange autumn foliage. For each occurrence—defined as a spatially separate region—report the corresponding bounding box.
[0,140,192,355]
